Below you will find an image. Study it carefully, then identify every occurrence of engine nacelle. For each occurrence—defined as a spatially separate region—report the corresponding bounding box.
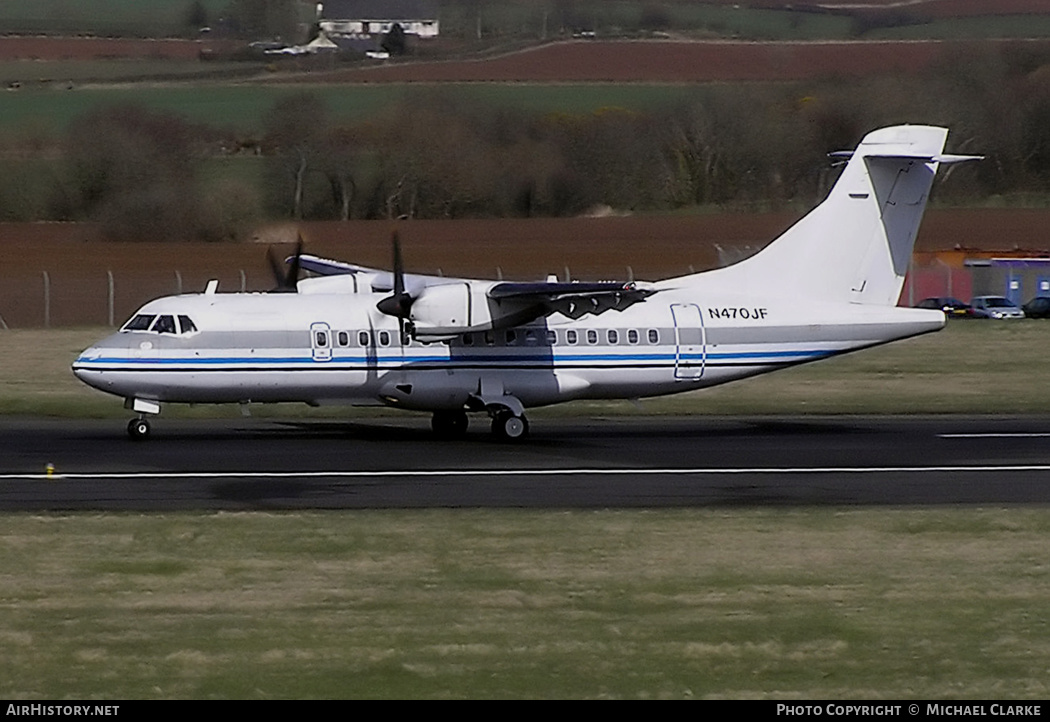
[409,282,535,340]
[408,283,487,339]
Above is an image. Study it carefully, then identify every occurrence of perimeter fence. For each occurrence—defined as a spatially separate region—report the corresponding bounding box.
[0,269,268,329]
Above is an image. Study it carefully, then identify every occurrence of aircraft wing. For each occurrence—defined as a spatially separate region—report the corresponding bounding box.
[297,253,655,323]
[488,280,656,319]
[296,254,372,276]
[295,254,463,293]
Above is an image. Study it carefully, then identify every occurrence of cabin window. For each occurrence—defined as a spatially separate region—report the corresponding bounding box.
[337,331,349,347]
[462,334,474,346]
[525,330,539,346]
[315,331,328,347]
[607,329,619,344]
[379,331,390,346]
[122,314,155,332]
[152,315,177,334]
[484,331,494,346]
[546,330,556,345]
[566,329,577,345]
[648,329,659,344]
[505,330,517,345]
[627,329,639,344]
[358,331,369,346]
[177,315,198,334]
[587,329,598,345]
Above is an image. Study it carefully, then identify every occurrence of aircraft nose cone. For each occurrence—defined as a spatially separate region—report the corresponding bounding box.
[72,347,102,384]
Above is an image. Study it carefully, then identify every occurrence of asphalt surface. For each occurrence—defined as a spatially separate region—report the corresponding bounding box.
[3,415,1050,511]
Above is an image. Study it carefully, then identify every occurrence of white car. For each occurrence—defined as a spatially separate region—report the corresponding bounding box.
[970,295,1026,319]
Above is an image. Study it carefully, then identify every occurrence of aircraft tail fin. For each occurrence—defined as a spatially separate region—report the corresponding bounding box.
[703,125,979,306]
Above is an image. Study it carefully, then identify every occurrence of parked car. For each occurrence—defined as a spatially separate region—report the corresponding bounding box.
[1023,296,1050,318]
[970,295,1026,319]
[915,297,974,318]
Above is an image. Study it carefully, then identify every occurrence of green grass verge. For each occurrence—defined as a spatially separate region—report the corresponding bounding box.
[2,83,707,136]
[6,320,1050,419]
[1,508,1048,698]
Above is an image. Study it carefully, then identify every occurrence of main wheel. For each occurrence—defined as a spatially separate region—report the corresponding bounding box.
[492,411,529,442]
[431,410,468,439]
[127,417,151,442]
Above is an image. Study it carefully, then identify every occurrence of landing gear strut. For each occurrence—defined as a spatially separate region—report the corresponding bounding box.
[127,417,151,441]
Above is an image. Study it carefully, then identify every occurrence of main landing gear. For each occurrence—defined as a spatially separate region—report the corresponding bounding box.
[491,409,529,441]
[431,409,469,439]
[430,407,530,442]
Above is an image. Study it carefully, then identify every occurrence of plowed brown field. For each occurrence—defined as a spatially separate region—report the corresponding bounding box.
[0,37,236,61]
[3,210,1048,328]
[725,0,1049,15]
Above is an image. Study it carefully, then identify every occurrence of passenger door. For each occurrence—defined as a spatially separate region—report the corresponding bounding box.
[671,303,705,380]
[310,322,332,362]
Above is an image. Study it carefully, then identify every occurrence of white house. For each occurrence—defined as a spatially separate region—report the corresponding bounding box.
[317,0,439,39]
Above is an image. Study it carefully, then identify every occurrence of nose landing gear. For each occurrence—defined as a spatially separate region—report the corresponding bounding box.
[124,398,160,441]
[127,417,151,441]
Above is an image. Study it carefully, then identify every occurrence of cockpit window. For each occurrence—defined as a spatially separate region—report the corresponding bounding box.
[151,315,177,334]
[122,313,199,335]
[122,314,155,331]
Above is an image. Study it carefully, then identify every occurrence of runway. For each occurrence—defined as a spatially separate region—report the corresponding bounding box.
[4,414,1050,510]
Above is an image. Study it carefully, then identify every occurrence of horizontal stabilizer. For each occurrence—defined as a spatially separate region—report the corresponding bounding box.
[828,151,983,164]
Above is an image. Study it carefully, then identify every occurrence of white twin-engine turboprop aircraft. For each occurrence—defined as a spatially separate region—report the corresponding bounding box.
[73,125,979,441]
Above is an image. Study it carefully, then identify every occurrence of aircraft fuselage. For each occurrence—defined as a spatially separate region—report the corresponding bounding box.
[73,288,944,411]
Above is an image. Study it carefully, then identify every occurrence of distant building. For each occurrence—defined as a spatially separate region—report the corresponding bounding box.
[317,0,440,40]
[903,249,1050,307]
[967,258,1050,305]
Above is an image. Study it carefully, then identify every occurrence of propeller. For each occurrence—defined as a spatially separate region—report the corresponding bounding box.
[267,234,304,293]
[375,231,414,339]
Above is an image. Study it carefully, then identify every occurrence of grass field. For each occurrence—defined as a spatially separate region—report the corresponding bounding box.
[0,82,713,136]
[3,319,1049,419]
[1,508,1049,698]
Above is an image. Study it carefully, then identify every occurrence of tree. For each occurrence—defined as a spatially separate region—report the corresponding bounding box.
[62,105,204,241]
[381,23,407,56]
[263,93,359,220]
[224,0,300,40]
[184,1,209,31]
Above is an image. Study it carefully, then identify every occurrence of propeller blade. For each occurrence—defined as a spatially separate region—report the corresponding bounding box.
[285,234,304,290]
[376,230,414,319]
[391,231,404,298]
[266,247,291,292]
[266,236,304,293]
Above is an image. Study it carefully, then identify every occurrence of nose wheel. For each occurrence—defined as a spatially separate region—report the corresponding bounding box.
[127,417,151,441]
